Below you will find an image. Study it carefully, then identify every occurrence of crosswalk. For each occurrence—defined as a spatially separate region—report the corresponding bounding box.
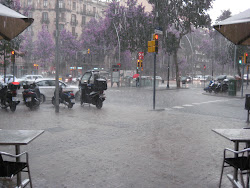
[166,99,235,111]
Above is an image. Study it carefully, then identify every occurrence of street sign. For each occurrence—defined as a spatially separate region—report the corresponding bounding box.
[154,29,163,35]
[138,52,144,60]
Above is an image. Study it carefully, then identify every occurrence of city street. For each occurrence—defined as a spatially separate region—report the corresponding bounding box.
[0,82,249,188]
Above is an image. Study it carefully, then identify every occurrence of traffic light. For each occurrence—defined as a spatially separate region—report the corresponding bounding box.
[203,65,206,70]
[141,61,143,68]
[11,50,15,63]
[148,33,159,53]
[88,49,90,54]
[244,52,248,64]
[239,56,243,64]
[153,34,159,54]
[137,60,140,67]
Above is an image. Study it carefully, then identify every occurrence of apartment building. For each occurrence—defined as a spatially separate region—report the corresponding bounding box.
[20,0,108,40]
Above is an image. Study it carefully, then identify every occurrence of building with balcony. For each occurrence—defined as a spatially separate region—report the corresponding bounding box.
[20,0,108,40]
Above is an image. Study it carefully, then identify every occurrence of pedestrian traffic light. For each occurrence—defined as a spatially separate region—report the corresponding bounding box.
[244,52,248,64]
[239,56,243,64]
[11,50,15,63]
[153,34,159,54]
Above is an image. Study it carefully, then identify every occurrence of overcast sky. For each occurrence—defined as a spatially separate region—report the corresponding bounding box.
[208,0,250,23]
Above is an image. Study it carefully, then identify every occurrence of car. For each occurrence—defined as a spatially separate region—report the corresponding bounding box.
[16,74,43,85]
[0,74,17,83]
[181,76,192,83]
[200,75,213,82]
[34,78,80,102]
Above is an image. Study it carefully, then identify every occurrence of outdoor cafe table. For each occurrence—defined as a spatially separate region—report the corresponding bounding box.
[0,129,44,186]
[212,128,250,181]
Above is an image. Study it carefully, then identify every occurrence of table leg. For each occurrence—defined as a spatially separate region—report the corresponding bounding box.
[15,145,21,186]
[234,141,239,181]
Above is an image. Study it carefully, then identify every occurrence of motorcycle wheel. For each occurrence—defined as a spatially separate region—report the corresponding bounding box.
[40,94,45,103]
[10,103,16,112]
[68,102,73,109]
[52,97,56,106]
[96,98,103,109]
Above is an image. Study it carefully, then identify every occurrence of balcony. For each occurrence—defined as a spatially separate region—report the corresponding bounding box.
[70,20,78,26]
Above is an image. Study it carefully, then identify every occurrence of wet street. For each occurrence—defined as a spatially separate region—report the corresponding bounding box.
[0,83,248,188]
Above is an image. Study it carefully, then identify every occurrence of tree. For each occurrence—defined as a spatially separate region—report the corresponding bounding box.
[59,29,81,75]
[34,26,55,70]
[148,0,213,87]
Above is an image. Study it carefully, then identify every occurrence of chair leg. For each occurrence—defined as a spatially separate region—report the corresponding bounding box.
[27,165,32,188]
[239,171,246,188]
[219,161,225,188]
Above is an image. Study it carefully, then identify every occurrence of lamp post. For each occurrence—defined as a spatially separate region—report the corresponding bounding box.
[55,0,60,113]
[184,35,194,83]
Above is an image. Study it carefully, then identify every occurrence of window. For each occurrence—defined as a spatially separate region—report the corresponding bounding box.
[42,25,49,30]
[93,7,96,13]
[83,4,86,13]
[59,0,63,8]
[82,16,86,25]
[73,2,76,10]
[42,12,48,21]
[71,14,76,23]
[28,0,32,6]
[43,0,48,8]
[59,24,64,31]
[72,27,76,36]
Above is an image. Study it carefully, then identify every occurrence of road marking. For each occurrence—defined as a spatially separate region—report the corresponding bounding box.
[172,106,184,109]
[182,104,193,107]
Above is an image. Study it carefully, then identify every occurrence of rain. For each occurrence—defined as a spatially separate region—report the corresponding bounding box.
[0,0,250,187]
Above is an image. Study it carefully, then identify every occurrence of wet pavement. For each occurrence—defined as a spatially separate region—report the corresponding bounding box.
[0,81,249,188]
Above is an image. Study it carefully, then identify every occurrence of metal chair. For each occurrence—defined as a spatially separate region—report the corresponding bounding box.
[0,151,32,188]
[219,148,250,188]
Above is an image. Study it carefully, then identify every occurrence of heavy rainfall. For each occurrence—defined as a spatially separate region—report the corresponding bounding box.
[0,0,250,187]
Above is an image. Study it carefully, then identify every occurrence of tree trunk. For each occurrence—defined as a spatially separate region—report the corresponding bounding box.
[173,50,180,88]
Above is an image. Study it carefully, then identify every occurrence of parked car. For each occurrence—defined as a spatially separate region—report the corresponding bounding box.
[200,75,213,82]
[34,78,80,102]
[16,74,43,85]
[193,75,202,81]
[0,74,17,83]
[181,76,191,83]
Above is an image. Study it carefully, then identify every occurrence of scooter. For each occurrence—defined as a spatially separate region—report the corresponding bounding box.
[52,87,75,108]
[79,70,107,109]
[22,82,41,109]
[0,82,20,112]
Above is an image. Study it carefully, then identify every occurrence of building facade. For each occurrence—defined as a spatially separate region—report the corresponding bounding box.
[11,0,108,76]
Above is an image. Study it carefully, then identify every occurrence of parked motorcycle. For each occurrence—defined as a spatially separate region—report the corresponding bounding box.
[0,82,20,112]
[22,82,41,109]
[52,86,75,108]
[79,70,107,109]
[204,80,217,93]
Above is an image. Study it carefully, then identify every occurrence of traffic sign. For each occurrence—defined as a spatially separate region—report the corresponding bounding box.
[138,52,144,60]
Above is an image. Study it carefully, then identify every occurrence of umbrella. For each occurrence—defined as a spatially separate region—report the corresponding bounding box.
[133,74,140,78]
[0,3,34,41]
[213,8,250,45]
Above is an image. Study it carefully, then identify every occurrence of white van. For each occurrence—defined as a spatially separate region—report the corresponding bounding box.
[16,75,43,85]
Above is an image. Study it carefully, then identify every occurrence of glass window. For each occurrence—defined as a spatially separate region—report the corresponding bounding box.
[72,27,75,36]
[81,72,91,84]
[71,14,76,22]
[82,16,86,25]
[83,4,86,12]
[73,2,76,10]
[42,12,48,21]
[93,7,96,13]
[28,0,32,6]
[59,24,64,31]
[43,0,48,8]
[59,0,63,8]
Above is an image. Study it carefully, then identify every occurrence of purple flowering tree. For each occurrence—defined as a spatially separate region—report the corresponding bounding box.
[59,29,81,75]
[34,26,55,70]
